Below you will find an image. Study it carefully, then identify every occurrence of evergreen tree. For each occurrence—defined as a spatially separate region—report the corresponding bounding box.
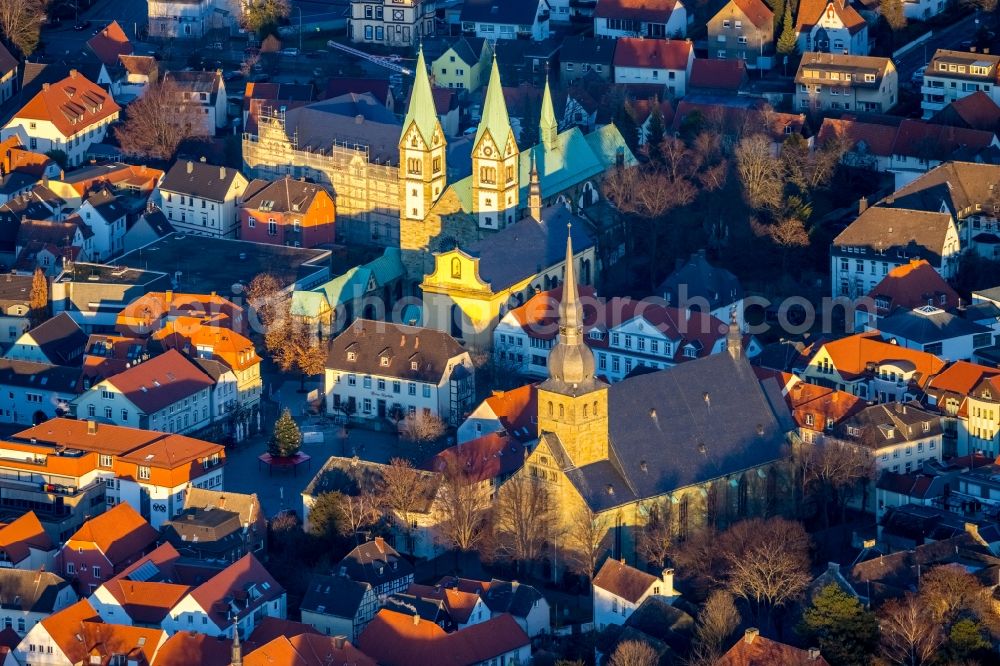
[28,267,48,328]
[268,408,301,458]
[614,101,640,155]
[882,0,906,32]
[946,619,992,663]
[645,100,665,161]
[769,0,786,31]
[777,3,798,55]
[797,584,878,666]
[306,491,348,540]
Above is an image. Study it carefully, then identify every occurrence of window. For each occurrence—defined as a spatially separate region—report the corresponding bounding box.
[348,374,357,386]
[393,381,401,394]
[121,409,128,421]
[479,166,496,184]
[92,566,101,579]
[363,398,372,413]
[138,466,151,480]
[378,378,386,390]
[66,562,75,575]
[104,406,113,419]
[248,217,255,229]
[99,454,112,468]
[408,383,416,395]
[268,219,277,236]
[422,385,431,398]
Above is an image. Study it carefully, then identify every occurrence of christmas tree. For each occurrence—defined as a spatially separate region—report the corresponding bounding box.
[268,408,301,458]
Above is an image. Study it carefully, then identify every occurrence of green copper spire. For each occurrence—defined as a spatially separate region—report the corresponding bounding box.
[401,47,439,146]
[540,74,557,150]
[475,56,514,152]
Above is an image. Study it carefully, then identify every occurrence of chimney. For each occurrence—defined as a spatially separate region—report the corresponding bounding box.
[744,628,759,644]
[808,648,822,661]
[512,580,519,591]
[42,83,50,91]
[166,289,173,303]
[858,196,868,214]
[87,420,97,435]
[374,536,386,553]
[827,562,840,575]
[219,166,226,179]
[412,613,420,625]
[69,69,78,78]
[661,568,675,596]
[186,161,193,174]
[332,636,346,649]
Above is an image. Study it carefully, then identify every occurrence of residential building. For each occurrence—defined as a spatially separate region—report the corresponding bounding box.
[855,258,959,330]
[11,418,225,531]
[5,313,86,366]
[123,205,174,252]
[116,290,245,337]
[905,0,947,19]
[427,433,527,498]
[719,629,830,665]
[689,59,749,94]
[15,599,166,666]
[58,503,158,594]
[475,579,551,637]
[242,94,402,248]
[657,249,745,329]
[560,36,617,84]
[931,90,1000,131]
[0,359,79,426]
[72,348,215,434]
[875,306,993,361]
[327,538,414,632]
[76,188,127,260]
[51,262,170,332]
[239,176,335,247]
[163,70,228,134]
[887,121,998,186]
[179,488,266,556]
[0,70,120,168]
[0,512,56,571]
[160,507,257,563]
[86,21,133,68]
[160,553,286,638]
[148,0,221,38]
[357,609,531,666]
[794,0,868,55]
[118,55,159,102]
[831,206,961,298]
[243,633,375,666]
[799,332,946,402]
[349,0,434,46]
[429,37,492,91]
[0,273,35,347]
[156,160,248,239]
[837,401,944,479]
[0,44,16,105]
[921,49,1000,118]
[783,376,866,444]
[460,0,551,41]
[325,320,475,426]
[593,559,678,630]
[300,573,378,640]
[613,37,695,96]
[707,0,774,69]
[0,569,75,637]
[457,383,537,444]
[322,79,390,108]
[796,52,897,113]
[13,216,91,276]
[495,288,760,382]
[595,0,687,38]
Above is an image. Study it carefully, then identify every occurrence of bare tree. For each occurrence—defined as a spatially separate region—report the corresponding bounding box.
[378,458,430,531]
[717,518,811,624]
[115,81,207,160]
[736,134,784,211]
[492,475,558,571]
[400,412,447,444]
[241,0,290,32]
[879,594,945,666]
[0,0,44,56]
[695,590,741,659]
[796,440,875,528]
[246,272,282,331]
[339,490,381,538]
[432,456,490,553]
[563,503,611,582]
[637,499,672,568]
[919,564,995,627]
[608,640,658,666]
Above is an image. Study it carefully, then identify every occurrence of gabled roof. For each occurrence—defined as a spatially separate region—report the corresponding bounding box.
[153,318,259,372]
[718,0,773,29]
[785,379,865,431]
[460,0,543,24]
[795,0,865,33]
[863,259,959,316]
[0,569,70,613]
[244,634,376,666]
[427,432,526,484]
[0,43,16,76]
[658,249,742,310]
[357,609,529,666]
[0,511,52,565]
[159,160,242,202]
[240,176,331,215]
[926,360,1000,397]
[101,348,215,413]
[163,69,222,101]
[877,306,990,344]
[300,573,372,619]
[593,559,657,603]
[13,70,119,138]
[718,631,830,665]
[188,553,284,628]
[86,21,133,67]
[833,207,955,266]
[118,55,158,77]
[407,583,481,624]
[151,630,233,666]
[65,503,157,565]
[838,401,941,448]
[595,0,680,21]
[279,94,401,164]
[891,119,996,160]
[689,59,748,92]
[482,383,538,441]
[37,599,101,659]
[21,312,87,365]
[481,579,545,618]
[324,77,391,106]
[881,161,1000,219]
[184,488,261,526]
[560,36,617,65]
[327,320,466,382]
[934,91,1000,131]
[811,332,946,382]
[0,358,81,394]
[337,537,414,587]
[613,38,693,70]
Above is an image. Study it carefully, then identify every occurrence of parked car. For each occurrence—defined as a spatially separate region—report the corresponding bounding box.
[280,47,300,56]
[911,65,926,85]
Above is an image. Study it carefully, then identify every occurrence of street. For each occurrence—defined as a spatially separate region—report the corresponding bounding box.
[894,13,982,82]
[40,0,148,59]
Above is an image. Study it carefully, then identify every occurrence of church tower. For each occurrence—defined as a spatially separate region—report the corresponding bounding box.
[540,74,558,151]
[399,47,447,223]
[537,228,609,468]
[472,57,519,230]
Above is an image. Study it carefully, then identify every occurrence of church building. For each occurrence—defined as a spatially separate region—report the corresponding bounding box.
[509,234,796,564]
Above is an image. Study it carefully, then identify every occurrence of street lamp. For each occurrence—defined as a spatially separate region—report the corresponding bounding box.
[297,6,302,52]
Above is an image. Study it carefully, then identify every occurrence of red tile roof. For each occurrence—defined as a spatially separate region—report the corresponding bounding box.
[864,259,959,315]
[426,432,526,484]
[189,553,284,628]
[785,380,866,432]
[245,634,376,666]
[813,332,946,384]
[151,630,233,666]
[795,0,865,33]
[727,0,773,29]
[102,348,215,413]
[595,0,679,20]
[718,631,830,665]
[87,21,133,67]
[152,318,259,373]
[927,360,1000,396]
[0,511,52,565]
[407,583,481,624]
[892,119,996,159]
[690,59,748,91]
[817,117,900,157]
[483,383,538,441]
[628,97,675,127]
[14,70,120,138]
[38,599,101,660]
[248,617,320,645]
[613,38,693,70]
[357,609,529,666]
[593,559,657,603]
[65,503,157,565]
[117,291,243,335]
[942,91,1000,131]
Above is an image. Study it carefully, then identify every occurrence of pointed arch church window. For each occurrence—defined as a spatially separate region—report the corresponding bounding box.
[506,165,514,183]
[432,157,441,174]
[479,166,496,184]
[407,158,422,175]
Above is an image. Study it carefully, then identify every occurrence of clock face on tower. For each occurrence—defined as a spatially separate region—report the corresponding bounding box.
[393,9,404,20]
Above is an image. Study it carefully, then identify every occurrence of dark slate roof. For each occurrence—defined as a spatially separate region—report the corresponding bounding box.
[442,37,488,67]
[19,61,106,105]
[240,177,330,213]
[25,313,87,366]
[568,352,789,512]
[327,320,467,383]
[0,43,16,76]
[460,0,543,24]
[463,207,595,290]
[137,207,175,237]
[163,70,222,104]
[0,359,80,393]
[385,593,451,626]
[159,161,242,202]
[481,580,543,618]
[85,188,126,222]
[337,538,414,587]
[623,596,695,655]
[0,569,71,613]
[0,273,32,307]
[877,306,991,344]
[282,94,402,164]
[160,507,243,556]
[657,249,743,311]
[560,36,617,66]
